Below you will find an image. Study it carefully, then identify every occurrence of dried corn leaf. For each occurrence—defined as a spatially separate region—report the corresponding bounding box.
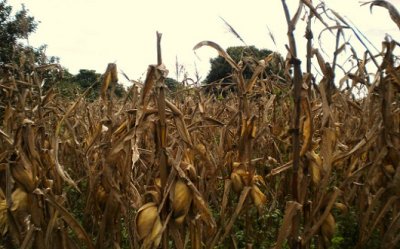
[274,201,302,249]
[370,0,400,30]
[193,41,239,71]
[173,116,193,147]
[300,97,312,156]
[321,128,336,173]
[246,60,266,93]
[100,63,118,101]
[51,136,78,190]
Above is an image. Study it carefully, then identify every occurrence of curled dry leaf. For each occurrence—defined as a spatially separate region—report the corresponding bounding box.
[193,41,239,71]
[300,97,312,156]
[275,201,302,249]
[309,160,321,185]
[370,0,400,30]
[100,63,118,102]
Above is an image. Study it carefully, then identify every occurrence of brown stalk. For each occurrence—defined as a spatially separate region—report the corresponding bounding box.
[331,23,341,83]
[281,1,305,247]
[281,0,303,201]
[155,32,168,189]
[154,31,170,249]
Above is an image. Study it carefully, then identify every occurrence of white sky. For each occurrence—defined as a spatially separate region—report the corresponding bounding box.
[7,0,400,83]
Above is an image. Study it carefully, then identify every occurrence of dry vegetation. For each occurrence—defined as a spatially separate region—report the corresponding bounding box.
[1,1,400,249]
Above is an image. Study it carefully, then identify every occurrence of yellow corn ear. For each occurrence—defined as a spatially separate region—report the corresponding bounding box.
[251,124,257,138]
[232,162,241,168]
[96,185,107,205]
[11,187,28,212]
[250,185,267,209]
[231,172,243,193]
[135,202,163,249]
[334,202,348,214]
[0,200,7,235]
[384,164,395,174]
[195,143,206,156]
[171,180,192,224]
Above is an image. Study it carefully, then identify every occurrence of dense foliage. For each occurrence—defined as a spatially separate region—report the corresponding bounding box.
[0,1,125,101]
[205,45,284,84]
[0,0,36,64]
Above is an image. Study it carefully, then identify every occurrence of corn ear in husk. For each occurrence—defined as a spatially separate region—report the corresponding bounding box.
[171,179,192,224]
[135,202,163,249]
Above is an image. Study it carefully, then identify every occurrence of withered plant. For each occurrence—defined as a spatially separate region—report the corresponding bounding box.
[1,1,400,249]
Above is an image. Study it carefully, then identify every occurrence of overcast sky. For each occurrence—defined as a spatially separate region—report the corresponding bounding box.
[7,0,400,83]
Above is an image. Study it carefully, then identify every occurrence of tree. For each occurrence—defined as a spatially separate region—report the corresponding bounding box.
[74,69,100,89]
[165,77,181,92]
[53,68,127,100]
[71,69,101,100]
[0,1,37,64]
[205,46,273,83]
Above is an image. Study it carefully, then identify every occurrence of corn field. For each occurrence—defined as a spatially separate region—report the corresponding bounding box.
[1,1,400,249]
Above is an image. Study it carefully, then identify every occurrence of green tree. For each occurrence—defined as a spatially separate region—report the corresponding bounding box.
[52,68,81,99]
[205,46,272,83]
[74,69,100,89]
[0,1,37,64]
[60,69,126,100]
[165,77,181,92]
[54,68,127,100]
[70,69,101,100]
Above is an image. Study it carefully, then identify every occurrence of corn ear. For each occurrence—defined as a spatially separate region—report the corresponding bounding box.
[135,202,163,248]
[154,178,161,188]
[11,187,28,212]
[334,202,348,214]
[384,164,395,174]
[251,124,257,138]
[171,180,192,224]
[232,162,241,168]
[0,200,7,235]
[96,185,107,205]
[250,185,267,209]
[231,172,244,193]
[195,143,207,156]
